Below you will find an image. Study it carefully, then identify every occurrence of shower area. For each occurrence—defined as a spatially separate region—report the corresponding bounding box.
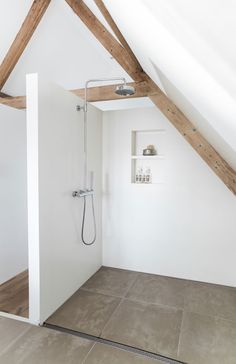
[1,72,235,364]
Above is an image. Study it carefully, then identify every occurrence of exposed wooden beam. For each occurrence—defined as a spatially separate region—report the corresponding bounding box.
[0,0,51,90]
[150,92,236,194]
[0,96,26,109]
[94,0,138,65]
[71,81,151,101]
[0,91,12,98]
[68,0,236,195]
[0,81,151,110]
[65,0,144,82]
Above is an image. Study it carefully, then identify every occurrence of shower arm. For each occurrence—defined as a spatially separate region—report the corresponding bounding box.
[84,77,126,112]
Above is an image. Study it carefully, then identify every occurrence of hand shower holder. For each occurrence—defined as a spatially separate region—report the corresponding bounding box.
[72,189,94,198]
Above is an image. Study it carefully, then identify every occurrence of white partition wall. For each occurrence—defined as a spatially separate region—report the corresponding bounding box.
[26,74,102,324]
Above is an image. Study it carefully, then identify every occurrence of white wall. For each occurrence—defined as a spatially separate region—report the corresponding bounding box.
[102,107,236,287]
[27,75,103,324]
[0,106,28,285]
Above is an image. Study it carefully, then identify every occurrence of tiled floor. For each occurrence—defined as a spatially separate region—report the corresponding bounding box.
[0,317,163,364]
[47,266,236,364]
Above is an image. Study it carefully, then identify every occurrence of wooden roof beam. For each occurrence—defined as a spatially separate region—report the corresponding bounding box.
[0,81,151,109]
[0,0,51,90]
[71,80,151,101]
[94,0,138,65]
[0,95,26,109]
[65,0,145,82]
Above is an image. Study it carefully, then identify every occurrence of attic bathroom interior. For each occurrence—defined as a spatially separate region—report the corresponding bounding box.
[0,1,236,364]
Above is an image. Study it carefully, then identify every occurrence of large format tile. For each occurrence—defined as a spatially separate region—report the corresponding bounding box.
[126,273,187,309]
[178,311,236,364]
[102,299,183,359]
[185,281,236,321]
[85,343,164,364]
[0,317,30,355]
[82,266,138,297]
[47,290,121,336]
[0,325,93,364]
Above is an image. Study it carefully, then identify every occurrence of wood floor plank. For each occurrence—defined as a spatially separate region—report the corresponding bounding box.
[0,270,29,318]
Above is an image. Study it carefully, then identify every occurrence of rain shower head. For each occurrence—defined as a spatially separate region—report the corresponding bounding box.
[115,84,136,96]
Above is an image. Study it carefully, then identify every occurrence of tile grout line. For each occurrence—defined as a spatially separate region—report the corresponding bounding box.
[176,314,184,361]
[99,273,140,337]
[80,286,183,313]
[81,342,96,364]
[100,297,124,337]
[176,284,188,359]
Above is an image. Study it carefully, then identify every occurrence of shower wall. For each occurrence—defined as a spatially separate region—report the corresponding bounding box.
[26,74,103,324]
[102,106,236,287]
[0,106,28,285]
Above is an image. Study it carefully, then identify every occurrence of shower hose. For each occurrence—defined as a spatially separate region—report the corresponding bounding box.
[81,194,96,246]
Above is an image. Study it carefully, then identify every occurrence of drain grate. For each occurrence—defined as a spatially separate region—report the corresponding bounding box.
[44,323,186,364]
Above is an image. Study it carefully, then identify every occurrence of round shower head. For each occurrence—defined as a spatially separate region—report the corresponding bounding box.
[115,84,136,96]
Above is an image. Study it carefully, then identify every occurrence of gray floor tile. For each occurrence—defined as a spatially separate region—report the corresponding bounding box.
[0,325,93,364]
[178,311,236,364]
[82,266,139,297]
[185,281,236,321]
[102,299,183,359]
[126,273,187,309]
[0,317,30,355]
[84,343,164,364]
[46,290,121,336]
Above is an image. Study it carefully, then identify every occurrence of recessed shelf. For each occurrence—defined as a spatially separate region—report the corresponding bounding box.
[131,129,166,184]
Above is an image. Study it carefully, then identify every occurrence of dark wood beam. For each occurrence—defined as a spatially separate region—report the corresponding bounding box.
[0,0,51,90]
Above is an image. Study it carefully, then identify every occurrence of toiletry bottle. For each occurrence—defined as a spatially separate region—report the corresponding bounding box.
[146,168,152,183]
[139,168,143,183]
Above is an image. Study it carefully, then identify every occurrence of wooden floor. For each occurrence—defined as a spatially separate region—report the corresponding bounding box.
[0,270,29,318]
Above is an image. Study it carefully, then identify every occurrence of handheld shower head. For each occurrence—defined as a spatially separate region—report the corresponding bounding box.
[115,84,136,96]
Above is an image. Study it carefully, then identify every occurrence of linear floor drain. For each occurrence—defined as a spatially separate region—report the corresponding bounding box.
[44,323,185,364]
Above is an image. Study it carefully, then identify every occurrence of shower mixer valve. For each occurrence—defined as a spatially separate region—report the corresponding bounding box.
[72,189,94,198]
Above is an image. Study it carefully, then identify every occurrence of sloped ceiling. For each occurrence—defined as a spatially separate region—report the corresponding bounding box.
[103,0,236,162]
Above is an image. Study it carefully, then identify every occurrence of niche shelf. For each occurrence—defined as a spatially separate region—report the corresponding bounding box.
[131,129,166,184]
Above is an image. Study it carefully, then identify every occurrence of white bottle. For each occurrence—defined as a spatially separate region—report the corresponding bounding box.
[145,167,152,183]
[139,168,143,183]
[135,168,140,183]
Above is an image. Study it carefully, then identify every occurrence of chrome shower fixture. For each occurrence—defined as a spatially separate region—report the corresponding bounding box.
[74,77,136,247]
[115,84,135,96]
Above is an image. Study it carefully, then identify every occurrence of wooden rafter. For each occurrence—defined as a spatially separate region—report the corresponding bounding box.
[65,0,236,195]
[65,0,145,82]
[0,95,26,109]
[0,91,12,98]
[0,0,51,90]
[94,0,138,65]
[0,81,151,109]
[71,81,151,101]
